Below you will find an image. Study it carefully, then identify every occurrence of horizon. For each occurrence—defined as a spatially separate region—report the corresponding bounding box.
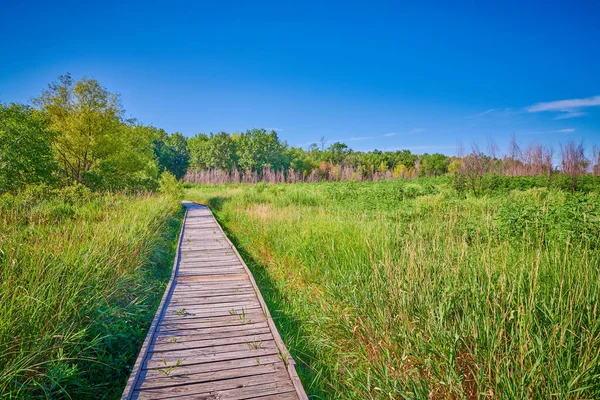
[1,1,599,156]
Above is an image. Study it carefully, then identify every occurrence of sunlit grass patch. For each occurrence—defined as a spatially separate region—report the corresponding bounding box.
[0,189,182,398]
[185,180,600,399]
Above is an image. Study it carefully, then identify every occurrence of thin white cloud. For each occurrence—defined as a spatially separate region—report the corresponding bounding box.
[468,108,497,119]
[349,136,375,141]
[382,128,425,137]
[519,128,576,135]
[383,145,455,151]
[407,145,455,150]
[555,112,586,120]
[467,108,518,119]
[526,95,600,119]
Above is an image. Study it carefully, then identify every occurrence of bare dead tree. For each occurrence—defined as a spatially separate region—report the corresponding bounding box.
[561,140,588,192]
[543,145,554,182]
[460,143,488,195]
[504,134,523,175]
[486,138,502,174]
[319,136,328,151]
[592,145,600,176]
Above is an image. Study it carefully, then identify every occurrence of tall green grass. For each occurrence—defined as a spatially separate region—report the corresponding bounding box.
[186,179,600,399]
[0,186,182,398]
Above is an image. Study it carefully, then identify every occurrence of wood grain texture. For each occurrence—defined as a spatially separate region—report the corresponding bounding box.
[122,202,307,400]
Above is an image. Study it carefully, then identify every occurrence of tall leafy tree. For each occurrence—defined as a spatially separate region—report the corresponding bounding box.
[0,104,56,193]
[324,142,349,164]
[34,74,158,189]
[152,129,190,179]
[167,132,190,179]
[237,129,288,172]
[420,153,450,176]
[188,132,237,170]
[34,74,123,184]
[188,133,210,169]
[85,124,159,190]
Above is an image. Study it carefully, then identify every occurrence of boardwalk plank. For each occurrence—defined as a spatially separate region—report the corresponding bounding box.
[151,333,274,352]
[142,354,282,379]
[144,347,281,368]
[157,320,269,333]
[136,363,285,390]
[133,369,292,398]
[150,325,273,350]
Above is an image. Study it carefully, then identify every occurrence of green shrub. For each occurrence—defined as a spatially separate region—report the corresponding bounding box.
[158,172,183,200]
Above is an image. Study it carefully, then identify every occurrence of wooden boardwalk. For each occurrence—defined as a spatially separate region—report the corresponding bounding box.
[122,202,307,400]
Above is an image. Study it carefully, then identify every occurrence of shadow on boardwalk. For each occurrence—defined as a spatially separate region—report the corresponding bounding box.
[206,196,331,399]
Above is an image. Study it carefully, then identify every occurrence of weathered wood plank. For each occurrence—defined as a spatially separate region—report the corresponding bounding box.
[133,369,292,398]
[144,347,281,369]
[138,355,284,388]
[152,331,273,350]
[157,319,269,333]
[136,362,285,391]
[168,294,259,306]
[168,288,255,297]
[164,302,262,315]
[150,332,273,352]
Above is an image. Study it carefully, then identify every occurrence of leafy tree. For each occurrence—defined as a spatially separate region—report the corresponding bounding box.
[188,133,210,169]
[188,132,237,170]
[288,147,317,177]
[34,74,123,185]
[393,150,416,169]
[167,132,190,179]
[152,127,173,173]
[0,104,56,193]
[420,153,450,176]
[152,128,190,179]
[84,124,159,190]
[324,142,349,164]
[34,74,159,189]
[237,129,288,172]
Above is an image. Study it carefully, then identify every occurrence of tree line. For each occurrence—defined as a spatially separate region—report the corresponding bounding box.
[0,74,189,193]
[2,74,600,194]
[185,131,451,183]
[183,130,600,189]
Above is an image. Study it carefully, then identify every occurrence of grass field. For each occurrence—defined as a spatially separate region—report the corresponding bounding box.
[185,177,600,399]
[0,186,182,398]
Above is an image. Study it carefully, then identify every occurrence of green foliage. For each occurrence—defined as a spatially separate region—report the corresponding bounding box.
[236,129,289,172]
[159,171,183,200]
[153,129,190,179]
[419,152,450,176]
[0,104,56,193]
[186,130,429,180]
[453,174,600,196]
[189,132,237,170]
[34,74,160,190]
[497,189,600,247]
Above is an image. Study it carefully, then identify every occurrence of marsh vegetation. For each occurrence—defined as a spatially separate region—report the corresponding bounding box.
[186,178,600,399]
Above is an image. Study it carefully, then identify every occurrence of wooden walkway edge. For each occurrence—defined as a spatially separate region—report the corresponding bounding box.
[122,201,308,400]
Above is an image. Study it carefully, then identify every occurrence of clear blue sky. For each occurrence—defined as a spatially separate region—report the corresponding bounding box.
[1,0,599,156]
